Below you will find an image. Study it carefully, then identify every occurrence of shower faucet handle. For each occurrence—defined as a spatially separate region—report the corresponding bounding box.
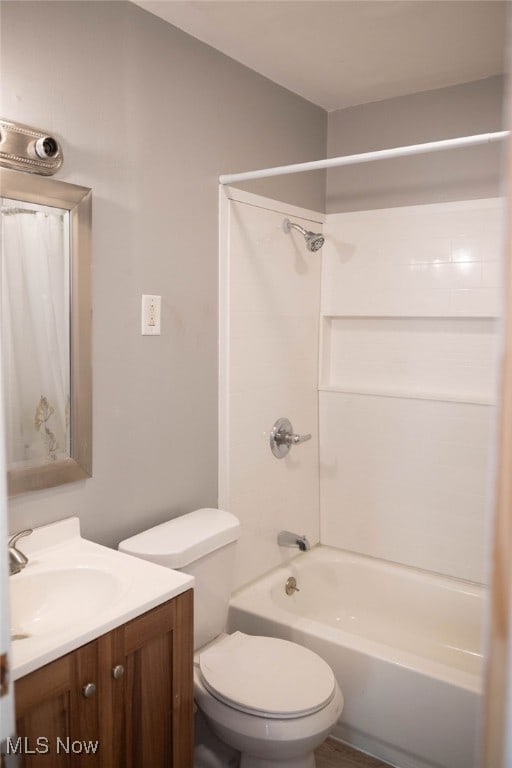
[270,418,312,459]
[288,432,312,445]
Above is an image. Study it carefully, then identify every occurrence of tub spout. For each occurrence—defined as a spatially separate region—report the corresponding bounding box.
[278,531,310,551]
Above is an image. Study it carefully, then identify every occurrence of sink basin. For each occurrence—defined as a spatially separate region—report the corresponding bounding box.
[9,517,194,681]
[10,567,124,637]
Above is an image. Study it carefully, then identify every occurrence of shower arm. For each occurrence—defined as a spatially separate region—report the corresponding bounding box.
[285,220,308,237]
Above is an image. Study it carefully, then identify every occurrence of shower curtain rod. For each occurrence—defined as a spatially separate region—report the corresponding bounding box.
[219,130,509,185]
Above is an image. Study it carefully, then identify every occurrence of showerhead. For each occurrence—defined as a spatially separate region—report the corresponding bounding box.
[305,232,325,252]
[283,218,325,252]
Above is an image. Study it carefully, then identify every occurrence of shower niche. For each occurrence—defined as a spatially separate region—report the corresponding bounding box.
[319,315,497,404]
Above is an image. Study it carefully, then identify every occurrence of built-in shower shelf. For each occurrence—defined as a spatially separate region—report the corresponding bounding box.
[318,385,494,406]
[319,315,498,404]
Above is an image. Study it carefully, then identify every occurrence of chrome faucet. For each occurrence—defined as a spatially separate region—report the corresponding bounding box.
[8,529,32,575]
[270,418,312,459]
[277,530,310,552]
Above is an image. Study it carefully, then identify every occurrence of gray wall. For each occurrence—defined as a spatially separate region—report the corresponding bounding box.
[327,76,506,212]
[1,1,326,545]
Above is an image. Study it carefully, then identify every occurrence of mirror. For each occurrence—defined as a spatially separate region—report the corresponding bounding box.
[0,168,91,496]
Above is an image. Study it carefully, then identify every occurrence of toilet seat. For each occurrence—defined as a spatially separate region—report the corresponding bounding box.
[199,632,336,719]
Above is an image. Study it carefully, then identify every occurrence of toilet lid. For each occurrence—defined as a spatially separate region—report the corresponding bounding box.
[199,632,336,719]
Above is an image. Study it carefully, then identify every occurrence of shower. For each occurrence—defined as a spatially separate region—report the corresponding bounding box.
[283,218,325,252]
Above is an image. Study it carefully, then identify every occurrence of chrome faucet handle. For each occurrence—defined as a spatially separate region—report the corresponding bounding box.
[8,529,32,575]
[8,529,33,549]
[288,432,311,445]
[270,418,312,458]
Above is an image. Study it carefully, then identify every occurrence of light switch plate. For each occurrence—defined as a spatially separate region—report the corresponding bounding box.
[141,294,161,335]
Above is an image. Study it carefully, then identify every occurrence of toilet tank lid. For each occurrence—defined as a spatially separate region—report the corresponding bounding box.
[118,508,240,568]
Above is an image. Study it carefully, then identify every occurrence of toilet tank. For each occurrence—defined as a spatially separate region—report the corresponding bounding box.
[118,509,240,649]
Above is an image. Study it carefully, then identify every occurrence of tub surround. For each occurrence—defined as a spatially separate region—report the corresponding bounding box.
[229,545,483,768]
[9,517,193,679]
[320,198,503,583]
[219,192,497,767]
[219,188,323,590]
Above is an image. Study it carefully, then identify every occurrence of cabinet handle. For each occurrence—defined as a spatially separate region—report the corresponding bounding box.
[82,682,96,698]
[112,665,125,680]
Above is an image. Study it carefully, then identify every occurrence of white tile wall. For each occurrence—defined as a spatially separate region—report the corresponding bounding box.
[223,195,322,589]
[320,392,491,582]
[322,199,503,318]
[320,199,504,582]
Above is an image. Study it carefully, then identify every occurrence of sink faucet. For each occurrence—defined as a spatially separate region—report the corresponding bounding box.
[8,529,33,575]
[277,530,310,552]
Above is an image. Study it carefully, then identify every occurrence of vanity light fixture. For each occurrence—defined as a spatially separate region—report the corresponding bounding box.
[0,118,63,175]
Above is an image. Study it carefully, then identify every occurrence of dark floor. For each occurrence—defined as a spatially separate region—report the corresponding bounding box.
[315,739,392,768]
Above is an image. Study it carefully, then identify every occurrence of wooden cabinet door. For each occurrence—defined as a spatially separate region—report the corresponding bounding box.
[14,641,101,768]
[120,590,194,768]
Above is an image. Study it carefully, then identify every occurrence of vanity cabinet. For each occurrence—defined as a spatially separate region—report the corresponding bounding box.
[13,590,193,768]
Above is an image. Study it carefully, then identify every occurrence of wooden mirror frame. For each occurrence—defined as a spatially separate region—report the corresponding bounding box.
[0,168,92,496]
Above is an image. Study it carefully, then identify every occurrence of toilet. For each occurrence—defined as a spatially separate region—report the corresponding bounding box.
[119,508,343,768]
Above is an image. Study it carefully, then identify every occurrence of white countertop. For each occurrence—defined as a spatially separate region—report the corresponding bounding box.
[9,517,194,680]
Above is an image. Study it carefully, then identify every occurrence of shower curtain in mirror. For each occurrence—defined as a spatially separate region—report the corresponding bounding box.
[0,200,70,467]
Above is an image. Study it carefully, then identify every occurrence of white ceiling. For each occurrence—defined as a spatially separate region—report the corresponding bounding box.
[132,1,507,111]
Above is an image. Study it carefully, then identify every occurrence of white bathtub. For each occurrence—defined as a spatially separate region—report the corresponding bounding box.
[228,546,484,768]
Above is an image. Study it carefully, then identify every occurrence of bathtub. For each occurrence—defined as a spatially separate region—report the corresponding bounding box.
[228,546,484,768]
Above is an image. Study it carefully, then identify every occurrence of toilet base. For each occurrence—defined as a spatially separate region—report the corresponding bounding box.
[240,753,315,768]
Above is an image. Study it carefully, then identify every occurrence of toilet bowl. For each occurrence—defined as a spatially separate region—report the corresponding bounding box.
[119,509,344,767]
[194,632,343,768]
